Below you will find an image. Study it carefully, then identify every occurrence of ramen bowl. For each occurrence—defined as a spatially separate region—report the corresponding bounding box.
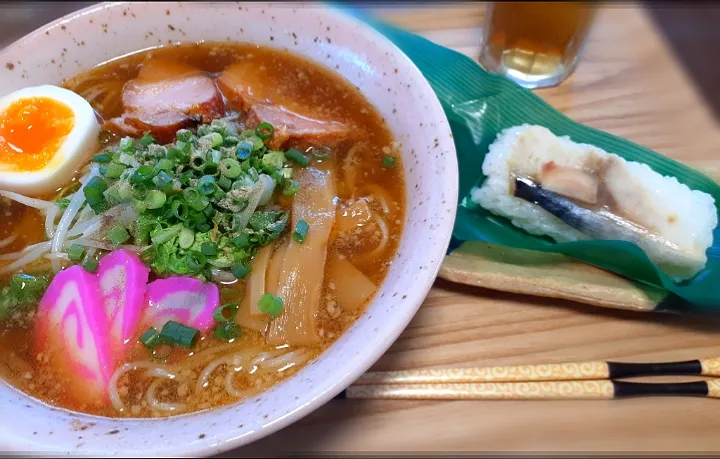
[0,2,457,456]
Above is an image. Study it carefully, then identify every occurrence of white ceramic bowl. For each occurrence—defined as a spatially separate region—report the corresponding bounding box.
[0,2,457,456]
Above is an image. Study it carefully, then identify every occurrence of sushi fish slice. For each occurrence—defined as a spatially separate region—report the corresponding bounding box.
[473,125,718,281]
[513,177,700,272]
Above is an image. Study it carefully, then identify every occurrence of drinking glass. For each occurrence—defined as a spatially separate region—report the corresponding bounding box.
[478,2,597,89]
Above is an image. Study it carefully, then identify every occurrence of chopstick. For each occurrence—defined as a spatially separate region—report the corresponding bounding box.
[339,379,720,401]
[352,357,720,385]
[335,357,720,401]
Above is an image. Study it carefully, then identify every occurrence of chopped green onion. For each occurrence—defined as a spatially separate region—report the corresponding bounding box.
[108,225,130,245]
[255,122,274,141]
[156,158,174,171]
[285,148,309,167]
[183,187,202,207]
[280,167,293,179]
[153,171,174,191]
[119,137,135,152]
[83,176,109,214]
[198,175,218,196]
[262,151,285,170]
[214,322,242,341]
[382,155,396,168]
[159,320,200,349]
[220,158,242,179]
[202,162,219,176]
[150,223,183,245]
[217,176,233,191]
[178,227,195,249]
[293,219,310,244]
[93,153,111,163]
[282,179,300,196]
[202,205,216,219]
[82,257,98,273]
[67,244,85,262]
[212,303,238,323]
[140,327,161,350]
[200,242,218,257]
[231,262,251,280]
[176,129,193,142]
[104,162,126,179]
[144,190,167,210]
[208,149,223,165]
[171,200,188,220]
[188,196,210,212]
[249,135,264,151]
[191,153,207,171]
[232,234,249,248]
[186,251,207,272]
[56,198,71,209]
[236,140,253,160]
[201,132,223,148]
[167,146,187,164]
[189,211,207,226]
[196,222,212,233]
[258,293,284,317]
[130,165,157,185]
[139,132,155,147]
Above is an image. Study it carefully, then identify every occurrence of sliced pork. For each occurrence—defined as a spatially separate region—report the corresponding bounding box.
[105,59,224,143]
[217,61,355,150]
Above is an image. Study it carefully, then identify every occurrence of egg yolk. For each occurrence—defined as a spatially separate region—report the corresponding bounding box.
[0,97,75,172]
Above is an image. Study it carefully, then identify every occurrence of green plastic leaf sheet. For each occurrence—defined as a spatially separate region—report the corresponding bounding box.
[343,7,720,309]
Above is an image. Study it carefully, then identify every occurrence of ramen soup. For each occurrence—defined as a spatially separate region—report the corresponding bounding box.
[0,43,404,418]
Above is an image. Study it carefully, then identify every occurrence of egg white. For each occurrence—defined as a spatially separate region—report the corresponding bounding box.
[0,85,100,197]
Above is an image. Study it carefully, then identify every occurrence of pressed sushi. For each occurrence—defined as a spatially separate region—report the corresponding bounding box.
[471,124,718,281]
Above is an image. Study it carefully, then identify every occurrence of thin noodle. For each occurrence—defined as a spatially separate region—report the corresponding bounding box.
[0,235,16,250]
[360,184,393,214]
[51,167,97,272]
[195,357,232,394]
[0,191,53,211]
[343,143,361,197]
[0,245,53,275]
[0,241,51,261]
[45,205,59,239]
[146,378,187,413]
[108,361,170,412]
[351,214,390,264]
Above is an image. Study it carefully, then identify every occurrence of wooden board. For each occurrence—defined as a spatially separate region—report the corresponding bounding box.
[219,4,720,456]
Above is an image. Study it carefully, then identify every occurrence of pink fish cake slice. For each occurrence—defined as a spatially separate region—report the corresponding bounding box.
[97,250,150,361]
[35,265,113,403]
[143,277,220,333]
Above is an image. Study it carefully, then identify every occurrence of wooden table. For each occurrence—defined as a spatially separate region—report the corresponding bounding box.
[221,4,720,456]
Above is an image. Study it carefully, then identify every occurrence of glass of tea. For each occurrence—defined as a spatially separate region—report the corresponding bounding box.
[478,2,597,89]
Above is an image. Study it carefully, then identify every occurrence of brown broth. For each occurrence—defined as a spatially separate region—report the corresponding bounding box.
[0,42,405,418]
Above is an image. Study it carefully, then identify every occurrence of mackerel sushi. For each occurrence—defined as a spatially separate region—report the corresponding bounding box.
[471,125,718,281]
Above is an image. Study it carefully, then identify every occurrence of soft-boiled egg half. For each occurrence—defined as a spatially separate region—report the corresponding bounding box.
[0,85,100,197]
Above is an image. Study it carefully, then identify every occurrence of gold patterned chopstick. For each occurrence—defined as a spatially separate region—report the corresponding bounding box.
[353,357,720,385]
[339,379,720,401]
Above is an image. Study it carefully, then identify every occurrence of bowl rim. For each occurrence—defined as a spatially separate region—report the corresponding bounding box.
[0,1,459,456]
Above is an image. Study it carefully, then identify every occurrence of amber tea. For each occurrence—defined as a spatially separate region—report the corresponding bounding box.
[479,2,596,89]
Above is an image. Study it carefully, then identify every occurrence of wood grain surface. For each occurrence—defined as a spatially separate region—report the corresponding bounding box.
[219,4,720,456]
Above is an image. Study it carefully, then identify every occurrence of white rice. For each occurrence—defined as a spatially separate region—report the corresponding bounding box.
[471,124,718,281]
